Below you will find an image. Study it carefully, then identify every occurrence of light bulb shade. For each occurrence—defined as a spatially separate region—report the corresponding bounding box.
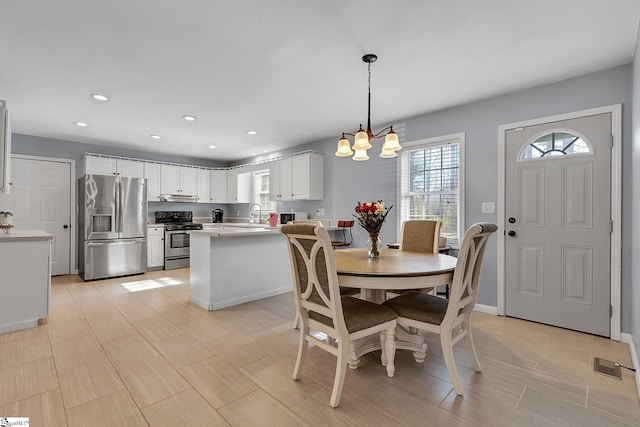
[383,129,402,151]
[335,137,354,157]
[352,148,369,161]
[379,146,397,158]
[352,129,372,150]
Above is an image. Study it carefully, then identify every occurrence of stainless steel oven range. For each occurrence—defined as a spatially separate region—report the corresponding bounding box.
[155,211,203,270]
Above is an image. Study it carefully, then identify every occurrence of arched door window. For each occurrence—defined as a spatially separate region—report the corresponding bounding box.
[519,131,593,160]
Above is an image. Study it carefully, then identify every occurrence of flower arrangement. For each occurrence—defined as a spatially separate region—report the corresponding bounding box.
[353,200,393,233]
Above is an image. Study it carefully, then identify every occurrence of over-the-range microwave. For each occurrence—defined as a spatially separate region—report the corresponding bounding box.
[280,212,308,224]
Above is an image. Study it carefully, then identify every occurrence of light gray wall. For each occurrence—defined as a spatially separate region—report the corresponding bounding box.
[631,28,640,360]
[242,64,634,332]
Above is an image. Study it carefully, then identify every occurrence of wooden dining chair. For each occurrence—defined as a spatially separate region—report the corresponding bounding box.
[281,223,398,408]
[382,222,498,395]
[331,220,354,249]
[399,220,441,253]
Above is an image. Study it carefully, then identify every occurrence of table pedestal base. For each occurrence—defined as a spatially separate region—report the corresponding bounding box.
[348,325,428,369]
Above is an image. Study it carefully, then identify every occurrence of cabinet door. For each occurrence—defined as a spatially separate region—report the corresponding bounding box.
[237,172,251,203]
[226,169,238,203]
[291,155,310,199]
[268,161,280,200]
[279,158,293,200]
[117,160,144,178]
[210,170,227,203]
[86,156,117,175]
[196,169,210,203]
[160,165,180,194]
[180,167,198,196]
[146,230,164,268]
[144,163,161,202]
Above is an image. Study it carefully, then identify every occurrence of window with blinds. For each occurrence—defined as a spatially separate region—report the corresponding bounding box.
[399,135,463,245]
[253,170,276,212]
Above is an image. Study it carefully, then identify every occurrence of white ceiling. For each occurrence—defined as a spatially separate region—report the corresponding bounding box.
[1,0,638,162]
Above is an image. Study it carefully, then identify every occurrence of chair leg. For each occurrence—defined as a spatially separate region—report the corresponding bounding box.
[293,311,300,329]
[441,331,464,395]
[292,328,308,380]
[380,327,396,377]
[463,316,482,372]
[330,340,349,408]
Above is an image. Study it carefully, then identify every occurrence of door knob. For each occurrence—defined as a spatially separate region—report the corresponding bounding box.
[63,224,69,229]
[508,217,516,223]
[507,230,516,237]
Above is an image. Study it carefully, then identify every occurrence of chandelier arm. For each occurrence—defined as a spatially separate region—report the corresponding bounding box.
[371,126,393,140]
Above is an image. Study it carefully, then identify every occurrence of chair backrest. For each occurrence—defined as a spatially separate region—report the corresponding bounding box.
[281,223,348,337]
[332,220,354,246]
[399,220,441,253]
[444,222,498,325]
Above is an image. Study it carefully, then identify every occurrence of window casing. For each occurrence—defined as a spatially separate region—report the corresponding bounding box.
[398,134,464,245]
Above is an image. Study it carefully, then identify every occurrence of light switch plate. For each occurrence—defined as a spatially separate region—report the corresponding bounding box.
[482,202,495,214]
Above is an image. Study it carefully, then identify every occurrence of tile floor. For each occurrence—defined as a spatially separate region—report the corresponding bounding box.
[0,268,638,426]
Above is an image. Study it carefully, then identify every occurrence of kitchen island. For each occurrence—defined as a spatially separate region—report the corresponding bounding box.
[0,230,52,334]
[189,226,293,311]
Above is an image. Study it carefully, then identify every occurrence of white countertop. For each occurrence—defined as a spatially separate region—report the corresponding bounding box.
[0,230,53,242]
[190,226,280,237]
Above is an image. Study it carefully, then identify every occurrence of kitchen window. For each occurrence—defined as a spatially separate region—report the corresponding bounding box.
[398,133,464,246]
[253,169,276,213]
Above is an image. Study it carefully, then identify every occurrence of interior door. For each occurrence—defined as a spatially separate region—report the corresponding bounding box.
[505,113,611,336]
[8,157,72,275]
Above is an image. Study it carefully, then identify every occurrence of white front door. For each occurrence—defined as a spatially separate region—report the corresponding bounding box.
[505,113,611,337]
[9,157,72,275]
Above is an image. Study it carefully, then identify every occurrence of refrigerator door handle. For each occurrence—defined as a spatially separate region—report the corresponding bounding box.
[116,179,123,233]
[86,238,147,247]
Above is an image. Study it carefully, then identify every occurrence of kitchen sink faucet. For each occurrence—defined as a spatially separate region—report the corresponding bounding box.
[249,203,262,224]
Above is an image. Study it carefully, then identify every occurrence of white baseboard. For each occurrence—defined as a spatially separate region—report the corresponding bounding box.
[474,304,498,315]
[620,333,640,401]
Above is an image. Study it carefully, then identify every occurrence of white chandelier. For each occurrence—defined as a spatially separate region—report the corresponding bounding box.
[335,54,402,161]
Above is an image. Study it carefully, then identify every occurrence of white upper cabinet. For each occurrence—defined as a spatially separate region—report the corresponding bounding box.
[117,160,145,178]
[85,156,144,178]
[270,152,323,200]
[144,163,161,202]
[160,165,197,196]
[210,170,227,203]
[196,168,210,203]
[85,156,117,175]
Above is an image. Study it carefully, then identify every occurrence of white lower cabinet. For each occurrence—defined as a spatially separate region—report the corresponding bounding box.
[0,232,52,334]
[147,225,164,269]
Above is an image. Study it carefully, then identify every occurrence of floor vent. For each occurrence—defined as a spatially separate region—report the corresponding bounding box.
[593,357,622,380]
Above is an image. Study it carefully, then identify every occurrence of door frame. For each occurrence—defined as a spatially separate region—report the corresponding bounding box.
[497,104,622,341]
[12,154,76,274]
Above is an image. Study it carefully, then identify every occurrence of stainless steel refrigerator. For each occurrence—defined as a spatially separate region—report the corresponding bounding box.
[79,174,147,281]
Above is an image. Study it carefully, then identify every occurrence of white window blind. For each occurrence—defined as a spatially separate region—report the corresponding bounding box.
[399,136,462,245]
[253,170,276,213]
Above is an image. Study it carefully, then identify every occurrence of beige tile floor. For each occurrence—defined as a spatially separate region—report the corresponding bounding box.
[0,268,638,426]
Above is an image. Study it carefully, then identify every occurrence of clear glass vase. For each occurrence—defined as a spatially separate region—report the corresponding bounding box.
[367,232,382,258]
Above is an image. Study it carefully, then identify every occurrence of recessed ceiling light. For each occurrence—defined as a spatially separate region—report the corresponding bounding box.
[90,93,109,101]
[208,145,216,149]
[247,130,257,135]
[183,115,197,121]
[150,135,161,139]
[74,122,88,127]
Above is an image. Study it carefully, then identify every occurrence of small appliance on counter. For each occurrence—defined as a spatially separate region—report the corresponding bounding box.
[280,211,308,224]
[156,211,203,269]
[212,209,223,223]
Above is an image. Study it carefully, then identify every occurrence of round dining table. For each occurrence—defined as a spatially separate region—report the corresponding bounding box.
[334,248,457,303]
[333,248,458,365]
